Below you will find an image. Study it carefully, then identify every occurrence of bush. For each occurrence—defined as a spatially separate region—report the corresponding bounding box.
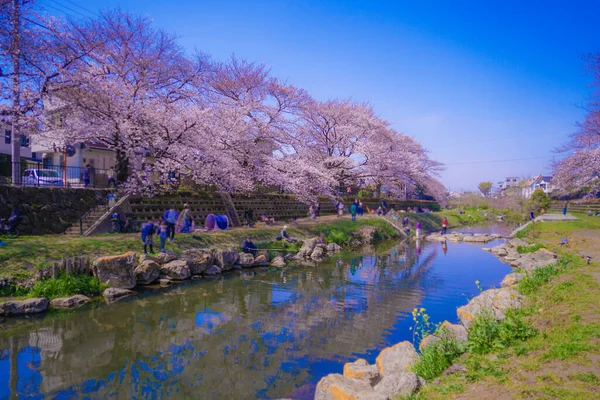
[467,311,537,354]
[412,339,466,380]
[0,284,30,297]
[357,189,372,198]
[28,274,107,299]
[259,240,301,259]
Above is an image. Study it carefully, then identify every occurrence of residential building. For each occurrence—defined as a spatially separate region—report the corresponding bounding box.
[0,123,35,160]
[520,174,553,198]
[497,177,519,194]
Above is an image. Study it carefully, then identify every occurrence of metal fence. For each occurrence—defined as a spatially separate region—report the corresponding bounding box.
[0,161,117,189]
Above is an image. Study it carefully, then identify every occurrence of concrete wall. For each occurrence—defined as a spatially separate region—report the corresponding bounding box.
[0,186,107,235]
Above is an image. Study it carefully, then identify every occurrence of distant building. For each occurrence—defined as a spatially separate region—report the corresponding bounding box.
[520,174,553,198]
[497,177,519,194]
[0,122,35,161]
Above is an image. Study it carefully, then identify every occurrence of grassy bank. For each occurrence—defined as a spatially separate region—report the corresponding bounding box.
[0,216,397,286]
[407,213,600,399]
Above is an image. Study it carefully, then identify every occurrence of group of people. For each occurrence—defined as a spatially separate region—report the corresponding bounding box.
[140,204,194,254]
[335,199,366,221]
[308,202,321,219]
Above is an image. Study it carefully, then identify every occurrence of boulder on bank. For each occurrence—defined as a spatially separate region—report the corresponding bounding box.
[134,260,161,285]
[180,249,213,275]
[508,238,528,248]
[297,238,319,259]
[204,265,222,276]
[213,249,239,272]
[375,341,420,377]
[237,252,255,267]
[326,243,343,254]
[374,372,421,398]
[427,232,495,244]
[311,244,327,261]
[103,287,136,303]
[253,251,270,266]
[421,321,469,351]
[0,298,48,316]
[270,255,286,268]
[154,251,178,265]
[457,287,524,329]
[509,249,557,271]
[501,273,525,287]
[314,374,387,400]
[160,260,191,280]
[50,295,90,310]
[92,252,137,289]
[343,359,380,385]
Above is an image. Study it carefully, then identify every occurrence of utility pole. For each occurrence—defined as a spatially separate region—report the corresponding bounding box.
[10,0,22,185]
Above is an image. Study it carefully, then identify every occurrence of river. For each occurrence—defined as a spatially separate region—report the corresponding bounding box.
[0,226,511,399]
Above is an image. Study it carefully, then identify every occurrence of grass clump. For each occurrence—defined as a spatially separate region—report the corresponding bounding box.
[258,240,302,259]
[517,254,581,295]
[28,274,107,299]
[467,310,537,354]
[412,339,466,380]
[516,243,545,254]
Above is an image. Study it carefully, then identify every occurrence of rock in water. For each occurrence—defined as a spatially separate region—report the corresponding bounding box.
[213,249,239,272]
[92,252,137,289]
[252,251,270,266]
[180,249,213,275]
[326,243,343,254]
[270,255,286,268]
[457,287,524,329]
[50,295,91,310]
[343,359,380,385]
[134,260,161,285]
[0,298,48,316]
[374,372,421,398]
[311,244,326,261]
[375,341,419,377]
[102,288,136,303]
[297,238,319,259]
[314,374,387,400]
[237,253,255,267]
[160,260,191,280]
[204,265,222,276]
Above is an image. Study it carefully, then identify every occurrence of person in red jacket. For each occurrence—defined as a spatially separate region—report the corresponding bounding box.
[441,217,448,235]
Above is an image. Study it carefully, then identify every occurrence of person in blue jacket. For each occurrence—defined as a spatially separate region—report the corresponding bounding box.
[163,206,179,242]
[141,217,156,254]
[242,236,257,256]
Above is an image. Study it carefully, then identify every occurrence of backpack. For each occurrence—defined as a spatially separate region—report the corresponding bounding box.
[167,209,177,224]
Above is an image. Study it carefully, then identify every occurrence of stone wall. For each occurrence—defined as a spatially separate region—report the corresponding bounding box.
[0,186,107,235]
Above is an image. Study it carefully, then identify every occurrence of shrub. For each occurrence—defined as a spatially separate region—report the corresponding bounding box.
[28,274,107,299]
[357,189,372,198]
[412,339,466,380]
[467,311,536,354]
[0,284,30,297]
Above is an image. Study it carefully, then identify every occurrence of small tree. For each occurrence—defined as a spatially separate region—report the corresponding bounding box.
[526,189,551,214]
[478,181,493,197]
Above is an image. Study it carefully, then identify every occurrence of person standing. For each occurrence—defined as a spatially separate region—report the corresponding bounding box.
[441,217,448,235]
[180,203,192,233]
[141,217,155,254]
[159,222,168,252]
[83,164,91,187]
[563,201,568,216]
[337,202,344,218]
[315,201,320,218]
[106,166,117,188]
[163,206,179,242]
[415,220,422,239]
[358,201,364,216]
[350,202,357,222]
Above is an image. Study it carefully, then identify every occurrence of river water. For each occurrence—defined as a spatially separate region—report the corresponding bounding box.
[0,227,511,400]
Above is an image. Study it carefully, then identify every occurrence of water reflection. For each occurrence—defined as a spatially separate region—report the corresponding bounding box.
[0,236,511,400]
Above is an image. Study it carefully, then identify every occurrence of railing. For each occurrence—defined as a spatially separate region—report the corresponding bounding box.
[0,160,117,189]
[79,193,114,235]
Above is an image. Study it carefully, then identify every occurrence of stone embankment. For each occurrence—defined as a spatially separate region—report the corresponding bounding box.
[314,236,558,399]
[0,226,379,318]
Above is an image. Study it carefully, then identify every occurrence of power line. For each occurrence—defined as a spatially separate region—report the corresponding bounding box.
[59,0,99,17]
[444,155,556,166]
[429,129,570,149]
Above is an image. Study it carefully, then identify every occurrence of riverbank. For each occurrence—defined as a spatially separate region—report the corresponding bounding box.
[412,213,600,399]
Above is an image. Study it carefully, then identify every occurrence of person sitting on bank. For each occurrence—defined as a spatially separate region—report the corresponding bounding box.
[141,217,155,254]
[280,225,297,243]
[261,214,275,225]
[242,236,257,256]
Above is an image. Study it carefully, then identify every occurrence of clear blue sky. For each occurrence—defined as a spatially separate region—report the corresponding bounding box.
[41,0,600,191]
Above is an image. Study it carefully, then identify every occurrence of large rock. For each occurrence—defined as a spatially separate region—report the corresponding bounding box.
[457,287,524,329]
[508,238,528,248]
[297,238,319,259]
[510,249,557,271]
[139,254,157,264]
[343,359,380,385]
[160,260,191,280]
[252,251,270,266]
[213,249,239,272]
[154,251,178,264]
[419,335,442,351]
[439,321,468,343]
[50,295,91,310]
[271,255,286,268]
[311,244,326,262]
[102,287,136,303]
[375,341,419,377]
[314,374,387,400]
[374,372,421,398]
[357,226,378,244]
[326,243,343,254]
[0,298,48,316]
[462,234,492,243]
[238,253,255,267]
[501,273,525,287]
[134,260,161,285]
[92,252,137,289]
[180,249,214,275]
[204,265,222,276]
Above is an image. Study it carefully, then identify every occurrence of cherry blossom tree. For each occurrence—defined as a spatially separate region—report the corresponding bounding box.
[553,54,600,197]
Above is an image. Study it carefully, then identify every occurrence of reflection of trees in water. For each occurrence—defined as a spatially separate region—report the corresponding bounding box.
[0,242,445,400]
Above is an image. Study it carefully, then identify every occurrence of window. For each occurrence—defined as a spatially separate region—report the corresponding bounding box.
[4,130,11,144]
[19,135,29,147]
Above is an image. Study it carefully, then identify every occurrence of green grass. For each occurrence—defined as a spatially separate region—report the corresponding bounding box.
[516,254,581,295]
[516,243,545,254]
[4,274,108,300]
[412,339,466,380]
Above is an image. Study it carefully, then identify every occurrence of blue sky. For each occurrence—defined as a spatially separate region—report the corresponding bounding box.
[41,0,599,191]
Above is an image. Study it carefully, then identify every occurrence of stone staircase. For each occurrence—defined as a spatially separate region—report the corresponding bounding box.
[64,206,110,236]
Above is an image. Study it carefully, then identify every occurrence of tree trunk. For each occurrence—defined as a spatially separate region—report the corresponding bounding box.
[10,0,21,186]
[116,149,129,183]
[374,184,381,199]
